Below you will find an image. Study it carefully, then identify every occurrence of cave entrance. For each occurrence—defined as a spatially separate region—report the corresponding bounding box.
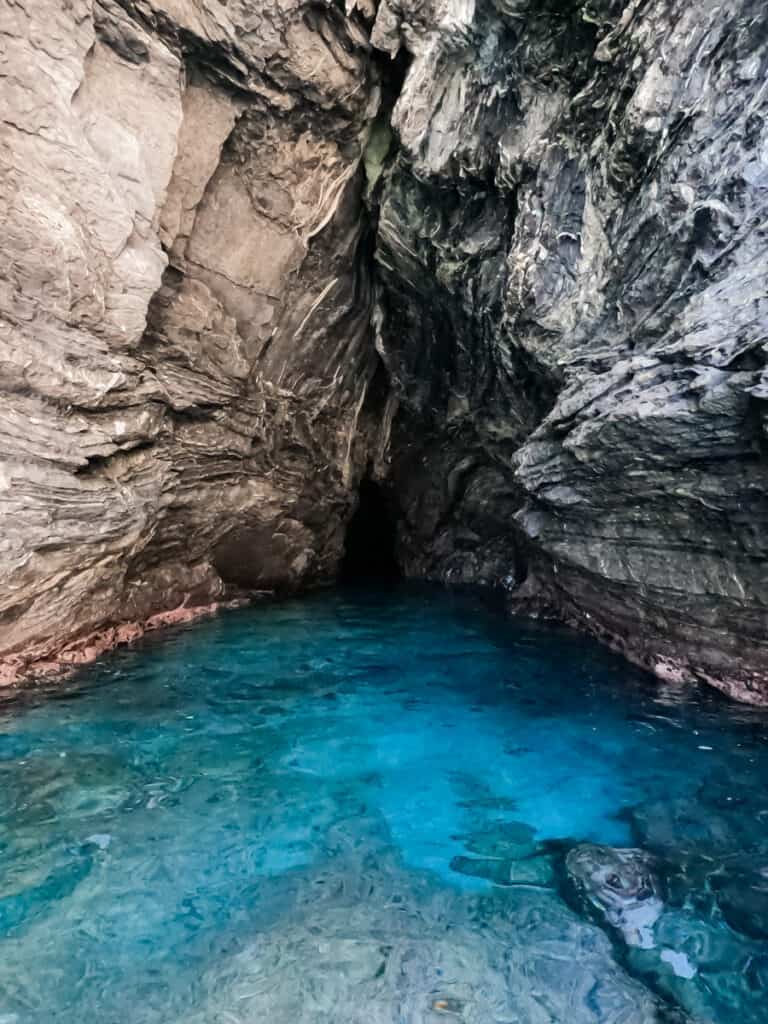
[340,478,401,584]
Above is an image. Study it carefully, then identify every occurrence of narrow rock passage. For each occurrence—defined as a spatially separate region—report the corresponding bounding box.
[341,479,401,583]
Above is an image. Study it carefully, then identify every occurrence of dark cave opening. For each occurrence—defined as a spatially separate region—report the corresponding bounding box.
[340,478,401,583]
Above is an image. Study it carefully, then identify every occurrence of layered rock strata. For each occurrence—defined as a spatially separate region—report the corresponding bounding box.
[0,0,382,680]
[1,0,767,703]
[371,0,768,702]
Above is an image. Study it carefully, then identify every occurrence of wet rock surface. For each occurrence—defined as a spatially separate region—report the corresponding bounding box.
[182,832,671,1024]
[565,843,663,948]
[371,0,768,700]
[565,840,768,1023]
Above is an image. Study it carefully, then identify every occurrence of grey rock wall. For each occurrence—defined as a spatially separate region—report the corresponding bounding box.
[372,0,768,702]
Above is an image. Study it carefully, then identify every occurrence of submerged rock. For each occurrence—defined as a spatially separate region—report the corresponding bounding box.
[629,909,768,1024]
[566,841,768,1023]
[566,843,663,949]
[713,865,768,941]
[451,819,554,886]
[458,820,539,860]
[629,794,768,862]
[180,837,670,1024]
[450,853,554,887]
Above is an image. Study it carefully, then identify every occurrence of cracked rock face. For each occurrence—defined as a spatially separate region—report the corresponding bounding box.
[0,0,382,678]
[372,0,768,702]
[2,0,767,703]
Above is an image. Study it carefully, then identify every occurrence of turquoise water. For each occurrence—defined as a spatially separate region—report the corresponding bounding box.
[0,585,767,1023]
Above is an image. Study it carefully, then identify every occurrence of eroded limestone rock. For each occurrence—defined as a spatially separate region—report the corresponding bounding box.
[0,0,382,679]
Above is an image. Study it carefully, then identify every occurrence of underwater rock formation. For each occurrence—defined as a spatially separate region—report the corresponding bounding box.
[2,0,768,700]
[565,841,768,1022]
[566,843,662,949]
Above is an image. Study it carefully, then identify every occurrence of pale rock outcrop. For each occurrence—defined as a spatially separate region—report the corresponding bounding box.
[0,0,382,679]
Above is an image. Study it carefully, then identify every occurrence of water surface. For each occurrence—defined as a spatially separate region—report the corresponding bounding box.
[1,586,767,1022]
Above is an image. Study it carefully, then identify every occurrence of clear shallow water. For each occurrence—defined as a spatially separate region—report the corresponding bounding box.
[0,586,767,1023]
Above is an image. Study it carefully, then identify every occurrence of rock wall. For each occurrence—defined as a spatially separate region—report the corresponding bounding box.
[2,0,767,703]
[371,0,768,702]
[0,0,383,679]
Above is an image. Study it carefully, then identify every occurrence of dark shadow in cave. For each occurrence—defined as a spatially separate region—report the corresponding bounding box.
[340,478,401,584]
